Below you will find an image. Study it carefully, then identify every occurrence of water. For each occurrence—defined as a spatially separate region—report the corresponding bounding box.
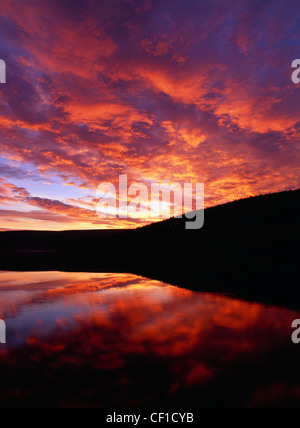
[0,271,300,408]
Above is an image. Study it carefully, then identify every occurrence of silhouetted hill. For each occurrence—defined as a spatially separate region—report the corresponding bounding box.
[1,189,300,308]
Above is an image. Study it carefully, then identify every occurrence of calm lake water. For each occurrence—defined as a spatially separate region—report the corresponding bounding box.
[0,271,300,408]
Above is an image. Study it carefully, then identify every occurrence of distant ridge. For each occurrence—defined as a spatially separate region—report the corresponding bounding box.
[1,189,300,309]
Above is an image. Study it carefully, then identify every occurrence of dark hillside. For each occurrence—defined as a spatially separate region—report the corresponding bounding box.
[0,189,299,308]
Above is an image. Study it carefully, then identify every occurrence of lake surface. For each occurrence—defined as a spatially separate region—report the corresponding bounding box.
[0,271,300,408]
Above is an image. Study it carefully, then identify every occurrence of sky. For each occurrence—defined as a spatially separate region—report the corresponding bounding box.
[0,0,300,230]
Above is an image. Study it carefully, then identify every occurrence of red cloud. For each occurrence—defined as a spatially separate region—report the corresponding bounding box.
[0,0,300,229]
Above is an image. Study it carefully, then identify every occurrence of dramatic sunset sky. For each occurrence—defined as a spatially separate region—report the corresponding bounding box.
[0,0,299,230]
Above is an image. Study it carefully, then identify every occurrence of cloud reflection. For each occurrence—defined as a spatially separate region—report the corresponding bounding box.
[1,272,300,407]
